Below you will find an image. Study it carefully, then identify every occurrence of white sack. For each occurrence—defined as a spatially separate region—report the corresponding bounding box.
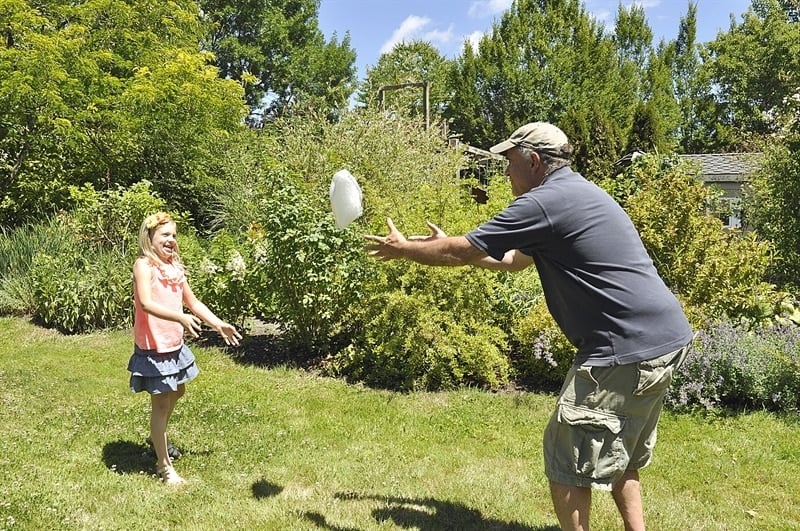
[329,169,363,228]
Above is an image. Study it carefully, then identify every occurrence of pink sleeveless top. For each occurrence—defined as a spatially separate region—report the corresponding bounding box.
[133,260,186,353]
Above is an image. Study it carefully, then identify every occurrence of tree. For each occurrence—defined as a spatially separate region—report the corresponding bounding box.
[200,0,357,121]
[0,0,247,228]
[612,4,678,154]
[743,86,800,293]
[358,41,453,126]
[443,0,639,176]
[700,0,800,150]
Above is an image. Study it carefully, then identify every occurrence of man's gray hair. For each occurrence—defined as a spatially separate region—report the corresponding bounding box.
[518,145,571,176]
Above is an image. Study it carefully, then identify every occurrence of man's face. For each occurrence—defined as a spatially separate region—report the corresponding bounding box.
[505,147,546,196]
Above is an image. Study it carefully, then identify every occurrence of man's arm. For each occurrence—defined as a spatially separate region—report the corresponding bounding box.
[366,218,532,271]
[471,249,534,271]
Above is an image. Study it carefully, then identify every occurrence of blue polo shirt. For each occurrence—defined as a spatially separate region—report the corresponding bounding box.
[466,167,693,366]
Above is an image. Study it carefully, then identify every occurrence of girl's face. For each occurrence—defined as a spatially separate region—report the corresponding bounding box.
[150,222,178,262]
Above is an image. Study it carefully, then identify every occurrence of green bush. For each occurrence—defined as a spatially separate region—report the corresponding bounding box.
[510,300,576,390]
[67,180,183,255]
[30,248,132,334]
[0,218,78,316]
[184,229,255,331]
[332,288,509,391]
[603,154,782,328]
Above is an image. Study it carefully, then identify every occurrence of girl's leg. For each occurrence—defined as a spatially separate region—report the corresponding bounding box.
[163,384,185,450]
[150,392,175,470]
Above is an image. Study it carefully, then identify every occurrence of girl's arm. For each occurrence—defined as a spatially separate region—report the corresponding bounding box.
[182,281,242,346]
[134,258,203,338]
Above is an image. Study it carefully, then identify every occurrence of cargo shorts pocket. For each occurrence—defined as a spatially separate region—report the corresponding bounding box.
[556,403,627,480]
[634,346,686,396]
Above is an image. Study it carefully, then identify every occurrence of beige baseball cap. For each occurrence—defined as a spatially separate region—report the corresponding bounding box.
[489,122,571,156]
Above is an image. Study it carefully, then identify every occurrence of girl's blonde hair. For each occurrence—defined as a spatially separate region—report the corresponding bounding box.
[138,212,183,265]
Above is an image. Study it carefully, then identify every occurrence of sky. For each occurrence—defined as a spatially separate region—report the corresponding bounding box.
[318,0,754,81]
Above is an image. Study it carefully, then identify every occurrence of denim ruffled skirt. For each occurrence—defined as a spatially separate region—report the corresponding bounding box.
[127,344,200,394]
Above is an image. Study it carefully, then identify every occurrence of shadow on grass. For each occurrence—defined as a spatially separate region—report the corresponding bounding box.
[101,440,154,475]
[193,327,322,370]
[300,492,559,531]
[252,479,284,499]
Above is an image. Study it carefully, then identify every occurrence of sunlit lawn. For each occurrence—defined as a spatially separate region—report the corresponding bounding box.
[1,316,798,530]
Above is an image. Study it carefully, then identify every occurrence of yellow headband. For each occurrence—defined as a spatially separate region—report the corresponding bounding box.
[145,212,171,230]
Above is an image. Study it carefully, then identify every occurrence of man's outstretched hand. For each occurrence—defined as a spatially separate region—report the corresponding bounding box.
[365,218,406,261]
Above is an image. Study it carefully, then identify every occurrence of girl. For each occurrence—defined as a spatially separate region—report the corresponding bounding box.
[127,212,241,485]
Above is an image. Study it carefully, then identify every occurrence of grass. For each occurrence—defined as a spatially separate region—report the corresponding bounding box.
[1,316,799,530]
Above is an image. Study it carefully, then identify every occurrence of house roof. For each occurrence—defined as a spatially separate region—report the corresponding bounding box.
[679,153,763,182]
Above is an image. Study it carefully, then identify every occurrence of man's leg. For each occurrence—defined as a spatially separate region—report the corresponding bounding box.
[611,469,645,531]
[550,480,591,531]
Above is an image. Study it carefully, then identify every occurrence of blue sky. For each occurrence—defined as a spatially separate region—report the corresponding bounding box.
[318,0,754,81]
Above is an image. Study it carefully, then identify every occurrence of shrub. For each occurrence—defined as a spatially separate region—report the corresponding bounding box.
[0,218,78,316]
[331,287,509,392]
[603,154,783,328]
[184,229,255,331]
[29,247,132,333]
[667,321,800,413]
[67,180,183,255]
[510,299,576,391]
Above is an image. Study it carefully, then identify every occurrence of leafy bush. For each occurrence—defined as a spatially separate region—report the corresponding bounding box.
[29,247,132,333]
[331,286,509,391]
[667,321,800,413]
[603,154,783,327]
[67,180,181,255]
[185,229,255,330]
[510,299,576,391]
[0,218,78,316]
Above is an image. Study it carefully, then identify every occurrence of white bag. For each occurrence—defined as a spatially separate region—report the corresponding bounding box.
[329,169,363,229]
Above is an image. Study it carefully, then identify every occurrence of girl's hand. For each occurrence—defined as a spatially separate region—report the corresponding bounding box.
[180,314,203,338]
[217,322,242,346]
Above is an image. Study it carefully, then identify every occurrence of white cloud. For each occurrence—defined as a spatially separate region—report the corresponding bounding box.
[421,24,456,45]
[380,16,455,55]
[467,30,485,52]
[380,15,432,54]
[629,0,661,8]
[468,0,513,18]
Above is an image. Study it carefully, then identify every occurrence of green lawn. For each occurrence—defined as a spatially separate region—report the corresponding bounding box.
[1,316,798,530]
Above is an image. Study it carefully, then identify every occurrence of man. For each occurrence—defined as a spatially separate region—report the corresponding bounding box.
[365,122,694,531]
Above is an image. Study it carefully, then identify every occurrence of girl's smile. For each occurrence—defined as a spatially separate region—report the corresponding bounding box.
[151,222,178,262]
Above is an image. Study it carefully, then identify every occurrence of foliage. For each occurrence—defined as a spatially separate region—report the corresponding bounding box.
[200,0,357,121]
[603,153,782,327]
[184,229,256,331]
[743,142,800,295]
[66,180,172,256]
[265,107,476,235]
[667,321,800,413]
[29,246,132,333]
[358,41,454,124]
[510,299,576,390]
[208,129,376,353]
[0,217,77,315]
[0,0,247,228]
[331,273,510,392]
